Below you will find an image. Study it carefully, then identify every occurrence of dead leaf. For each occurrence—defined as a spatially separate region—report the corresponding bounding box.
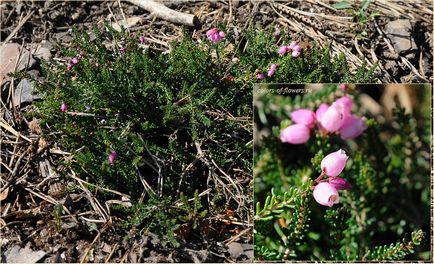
[28,118,42,135]
[0,187,9,201]
[3,245,46,263]
[112,17,143,32]
[101,242,112,254]
[15,207,41,219]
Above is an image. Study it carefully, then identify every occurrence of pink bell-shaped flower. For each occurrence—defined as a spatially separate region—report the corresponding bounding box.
[292,45,302,52]
[267,64,277,77]
[61,102,68,112]
[109,151,118,165]
[313,182,340,207]
[320,102,345,132]
[206,28,225,43]
[321,149,349,177]
[139,36,145,44]
[288,41,297,50]
[66,62,73,71]
[335,96,353,119]
[280,124,310,144]
[278,46,288,56]
[291,50,301,58]
[339,115,367,140]
[315,103,329,123]
[339,83,348,91]
[290,109,316,128]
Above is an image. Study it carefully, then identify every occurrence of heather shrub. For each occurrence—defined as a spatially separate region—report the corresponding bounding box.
[32,24,376,245]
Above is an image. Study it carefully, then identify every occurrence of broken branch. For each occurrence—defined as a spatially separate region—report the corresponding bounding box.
[126,0,201,28]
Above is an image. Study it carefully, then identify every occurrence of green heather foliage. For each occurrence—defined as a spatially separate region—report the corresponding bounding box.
[254,84,430,260]
[34,25,375,245]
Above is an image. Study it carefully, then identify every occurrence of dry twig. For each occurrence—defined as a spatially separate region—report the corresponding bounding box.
[126,0,200,27]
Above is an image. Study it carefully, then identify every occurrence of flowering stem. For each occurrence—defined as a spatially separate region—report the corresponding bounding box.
[215,44,220,63]
[311,172,326,190]
[314,172,325,183]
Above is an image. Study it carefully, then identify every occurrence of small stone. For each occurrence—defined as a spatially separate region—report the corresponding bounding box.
[0,43,36,79]
[34,46,51,61]
[241,243,253,251]
[227,242,244,260]
[14,78,40,104]
[384,19,417,58]
[3,245,46,263]
[384,60,398,76]
[101,242,112,254]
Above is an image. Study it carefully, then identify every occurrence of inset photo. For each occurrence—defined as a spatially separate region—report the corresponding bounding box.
[253,83,431,261]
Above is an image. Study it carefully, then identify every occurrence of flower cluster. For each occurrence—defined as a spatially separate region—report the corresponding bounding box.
[206,28,226,44]
[278,41,302,58]
[313,149,351,207]
[257,41,302,80]
[66,56,80,71]
[280,92,367,144]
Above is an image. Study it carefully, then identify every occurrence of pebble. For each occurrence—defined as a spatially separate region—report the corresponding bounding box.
[384,19,417,59]
[0,43,36,79]
[14,78,40,104]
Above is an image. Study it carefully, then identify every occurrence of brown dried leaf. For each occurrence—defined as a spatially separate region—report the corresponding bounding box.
[28,118,42,135]
[112,17,144,32]
[0,187,9,201]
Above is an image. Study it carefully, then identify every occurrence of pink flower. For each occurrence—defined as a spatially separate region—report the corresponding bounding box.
[315,103,329,123]
[329,177,352,190]
[280,124,310,144]
[288,41,297,50]
[267,64,277,77]
[206,28,219,43]
[313,182,340,207]
[339,83,348,91]
[206,28,218,37]
[278,46,288,56]
[139,36,145,44]
[71,57,79,64]
[293,45,302,52]
[339,115,367,140]
[292,50,301,58]
[206,28,225,43]
[61,102,68,112]
[66,63,73,71]
[335,96,353,118]
[321,149,349,177]
[257,73,264,80]
[291,109,316,128]
[109,151,118,165]
[287,42,302,57]
[320,102,345,132]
